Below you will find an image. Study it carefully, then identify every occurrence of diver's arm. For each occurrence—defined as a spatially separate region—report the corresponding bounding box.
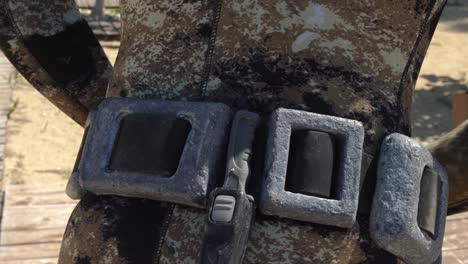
[429,119,468,214]
[0,0,112,126]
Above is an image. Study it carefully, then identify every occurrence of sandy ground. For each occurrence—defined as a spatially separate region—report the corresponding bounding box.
[3,40,119,185]
[411,2,468,145]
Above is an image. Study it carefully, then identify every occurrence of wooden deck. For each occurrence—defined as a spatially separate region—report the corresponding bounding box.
[75,0,121,38]
[443,212,468,263]
[0,50,15,253]
[0,52,14,213]
[0,184,77,263]
[86,18,121,38]
[75,0,119,9]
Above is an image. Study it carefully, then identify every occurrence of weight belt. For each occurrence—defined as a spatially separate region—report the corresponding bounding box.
[67,98,448,264]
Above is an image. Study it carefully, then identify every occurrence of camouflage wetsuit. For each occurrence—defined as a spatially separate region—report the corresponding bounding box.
[1,0,466,263]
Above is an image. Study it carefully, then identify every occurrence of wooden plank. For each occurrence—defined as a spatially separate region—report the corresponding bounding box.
[2,257,57,264]
[3,184,77,207]
[0,183,75,262]
[443,212,468,262]
[6,183,66,194]
[443,249,468,264]
[86,19,121,37]
[0,242,61,260]
[444,234,468,251]
[446,212,468,221]
[0,51,14,225]
[5,192,76,207]
[1,204,76,231]
[442,251,464,264]
[75,0,119,8]
[1,228,65,245]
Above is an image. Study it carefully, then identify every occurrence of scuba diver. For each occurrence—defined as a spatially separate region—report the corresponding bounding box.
[0,0,467,263]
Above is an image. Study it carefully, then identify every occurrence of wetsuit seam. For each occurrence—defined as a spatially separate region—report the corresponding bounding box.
[200,0,224,99]
[154,204,175,264]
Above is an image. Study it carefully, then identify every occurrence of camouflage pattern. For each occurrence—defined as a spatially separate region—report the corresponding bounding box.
[107,0,446,155]
[59,194,173,264]
[59,1,448,263]
[107,0,219,100]
[0,0,455,263]
[0,0,111,125]
[160,206,365,264]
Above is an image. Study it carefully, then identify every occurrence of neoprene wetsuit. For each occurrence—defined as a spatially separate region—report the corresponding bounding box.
[0,0,462,263]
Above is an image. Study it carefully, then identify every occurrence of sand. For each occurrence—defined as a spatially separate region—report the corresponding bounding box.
[411,2,468,145]
[3,40,119,185]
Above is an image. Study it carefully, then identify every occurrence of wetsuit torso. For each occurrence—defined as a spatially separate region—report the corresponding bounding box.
[0,0,448,262]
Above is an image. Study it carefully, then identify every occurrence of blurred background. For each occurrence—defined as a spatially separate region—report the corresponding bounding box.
[0,0,467,263]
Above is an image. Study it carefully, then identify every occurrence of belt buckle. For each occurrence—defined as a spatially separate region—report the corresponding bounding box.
[67,98,232,208]
[259,108,365,228]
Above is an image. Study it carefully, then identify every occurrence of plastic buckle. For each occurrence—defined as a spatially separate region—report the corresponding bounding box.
[66,98,232,208]
[201,111,260,264]
[259,108,365,228]
[370,134,448,264]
